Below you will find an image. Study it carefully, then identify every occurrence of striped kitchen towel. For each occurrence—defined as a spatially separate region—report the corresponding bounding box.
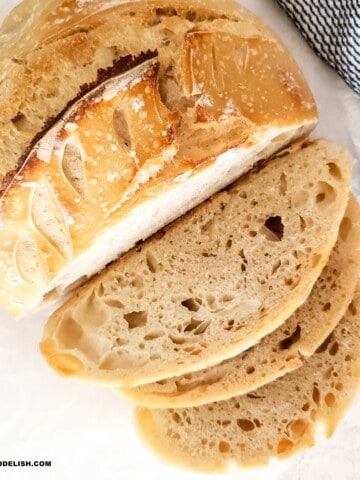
[277,0,360,94]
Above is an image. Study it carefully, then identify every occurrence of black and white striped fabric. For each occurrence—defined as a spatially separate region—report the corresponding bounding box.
[277,0,360,95]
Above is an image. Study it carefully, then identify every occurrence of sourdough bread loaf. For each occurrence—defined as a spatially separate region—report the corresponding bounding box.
[135,286,360,473]
[120,195,360,407]
[40,139,351,387]
[0,0,317,317]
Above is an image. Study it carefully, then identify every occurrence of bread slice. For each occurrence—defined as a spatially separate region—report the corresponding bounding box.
[40,139,351,387]
[135,285,360,473]
[120,195,360,407]
[0,0,318,317]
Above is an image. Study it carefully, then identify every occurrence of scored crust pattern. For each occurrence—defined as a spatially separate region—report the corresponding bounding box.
[0,2,317,315]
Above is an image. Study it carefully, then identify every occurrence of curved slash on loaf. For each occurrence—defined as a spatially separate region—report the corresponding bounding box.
[0,53,178,316]
[0,0,319,317]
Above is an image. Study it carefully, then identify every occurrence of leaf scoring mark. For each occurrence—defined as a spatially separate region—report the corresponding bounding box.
[31,178,72,258]
[62,140,87,197]
[15,237,48,285]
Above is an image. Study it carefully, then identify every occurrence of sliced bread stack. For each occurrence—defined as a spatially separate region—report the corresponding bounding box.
[122,195,360,407]
[40,139,351,386]
[39,137,360,471]
[1,0,359,474]
[135,288,360,472]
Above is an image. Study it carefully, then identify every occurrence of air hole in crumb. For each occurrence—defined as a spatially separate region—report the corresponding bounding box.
[271,260,281,275]
[323,302,331,312]
[116,338,128,346]
[131,275,144,289]
[124,311,148,329]
[316,333,333,353]
[315,182,336,205]
[162,36,171,46]
[277,438,294,454]
[288,419,308,438]
[279,172,287,195]
[226,238,233,250]
[184,319,210,335]
[56,317,83,347]
[201,218,216,238]
[184,318,202,333]
[166,428,180,440]
[169,335,187,345]
[299,215,306,232]
[218,441,231,453]
[185,10,197,21]
[207,294,216,307]
[246,366,255,374]
[312,254,322,268]
[97,284,105,297]
[225,319,235,331]
[325,393,336,407]
[239,249,247,262]
[279,325,301,350]
[181,298,202,312]
[221,294,234,303]
[312,385,320,405]
[104,298,125,309]
[172,413,182,424]
[155,7,178,17]
[237,419,255,432]
[146,251,160,273]
[285,277,296,287]
[262,216,284,241]
[327,162,342,180]
[348,302,357,316]
[302,402,310,412]
[310,409,319,421]
[339,217,352,242]
[144,331,165,341]
[11,112,27,130]
[329,341,339,356]
[202,252,217,258]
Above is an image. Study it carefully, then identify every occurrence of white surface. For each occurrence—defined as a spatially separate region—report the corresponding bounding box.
[0,1,359,479]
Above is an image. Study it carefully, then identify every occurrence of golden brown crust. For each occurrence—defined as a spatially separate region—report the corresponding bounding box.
[0,50,157,198]
[0,0,317,316]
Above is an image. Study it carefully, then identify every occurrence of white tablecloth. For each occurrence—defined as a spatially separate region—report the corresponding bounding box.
[0,1,359,479]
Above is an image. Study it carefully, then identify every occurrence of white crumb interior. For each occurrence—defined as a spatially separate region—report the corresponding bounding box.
[27,122,312,315]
